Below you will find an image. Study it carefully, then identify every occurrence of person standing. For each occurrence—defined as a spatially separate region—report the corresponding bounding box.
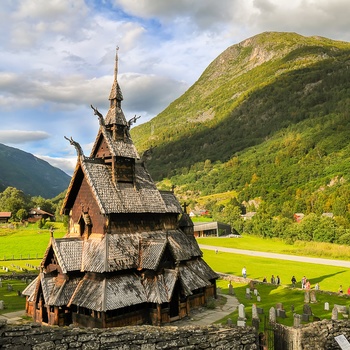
[242,266,247,278]
[301,276,306,289]
[276,275,280,285]
[271,275,275,284]
[291,276,297,288]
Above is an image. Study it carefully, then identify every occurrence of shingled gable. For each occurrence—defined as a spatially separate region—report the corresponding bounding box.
[23,48,217,328]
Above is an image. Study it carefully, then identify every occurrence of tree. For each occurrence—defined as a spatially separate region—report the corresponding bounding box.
[0,187,29,214]
[16,208,28,221]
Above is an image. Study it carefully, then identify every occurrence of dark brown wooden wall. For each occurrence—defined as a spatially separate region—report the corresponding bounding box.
[71,177,106,235]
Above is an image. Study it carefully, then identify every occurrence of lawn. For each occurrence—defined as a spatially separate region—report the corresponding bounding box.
[197,235,350,260]
[201,249,350,293]
[0,222,66,261]
[0,279,29,315]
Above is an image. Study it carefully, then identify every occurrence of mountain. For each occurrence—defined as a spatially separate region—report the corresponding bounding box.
[0,143,71,198]
[131,32,350,218]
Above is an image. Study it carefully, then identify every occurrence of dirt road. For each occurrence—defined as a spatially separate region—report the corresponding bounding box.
[199,244,350,268]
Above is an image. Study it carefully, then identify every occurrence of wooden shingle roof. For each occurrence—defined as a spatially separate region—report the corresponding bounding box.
[178,265,211,296]
[69,274,147,311]
[48,276,82,306]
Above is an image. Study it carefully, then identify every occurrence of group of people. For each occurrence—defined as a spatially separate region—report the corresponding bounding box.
[261,275,281,285]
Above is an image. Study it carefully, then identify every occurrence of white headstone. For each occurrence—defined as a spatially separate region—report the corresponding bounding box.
[246,287,251,294]
[257,296,261,302]
[325,302,330,311]
[0,300,4,310]
[238,304,246,319]
[254,289,258,296]
[269,307,276,323]
[332,306,339,320]
[252,304,259,319]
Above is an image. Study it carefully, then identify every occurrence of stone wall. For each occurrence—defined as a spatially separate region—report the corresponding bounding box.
[0,321,258,350]
[297,319,350,350]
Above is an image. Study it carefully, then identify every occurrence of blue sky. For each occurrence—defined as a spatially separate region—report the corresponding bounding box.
[1,0,350,175]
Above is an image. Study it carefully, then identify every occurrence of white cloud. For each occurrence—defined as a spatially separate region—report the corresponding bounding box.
[36,154,76,176]
[0,130,50,144]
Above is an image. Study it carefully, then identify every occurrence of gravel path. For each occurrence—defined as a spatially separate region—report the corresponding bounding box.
[199,244,350,268]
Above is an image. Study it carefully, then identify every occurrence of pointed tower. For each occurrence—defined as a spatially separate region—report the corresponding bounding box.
[23,50,217,328]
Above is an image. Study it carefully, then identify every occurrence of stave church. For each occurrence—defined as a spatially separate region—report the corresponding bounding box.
[23,49,217,328]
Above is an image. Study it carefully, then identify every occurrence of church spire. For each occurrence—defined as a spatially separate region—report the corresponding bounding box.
[105,47,127,126]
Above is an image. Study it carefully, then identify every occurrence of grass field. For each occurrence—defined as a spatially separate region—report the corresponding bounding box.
[197,236,350,260]
[0,279,29,315]
[0,222,66,261]
[201,249,350,293]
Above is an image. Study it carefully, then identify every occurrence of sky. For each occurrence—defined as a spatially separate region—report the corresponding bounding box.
[1,0,350,176]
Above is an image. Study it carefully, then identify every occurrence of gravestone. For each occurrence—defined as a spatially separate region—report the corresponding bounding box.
[269,307,276,323]
[277,309,286,318]
[228,283,234,295]
[301,314,309,322]
[253,289,258,296]
[257,307,264,314]
[332,306,339,320]
[257,296,261,302]
[237,304,246,327]
[304,291,310,303]
[325,302,330,311]
[252,304,259,320]
[7,284,12,291]
[310,290,317,303]
[293,314,301,328]
[238,304,246,319]
[246,287,251,294]
[303,304,312,315]
[0,300,4,310]
[276,303,283,310]
[252,317,260,330]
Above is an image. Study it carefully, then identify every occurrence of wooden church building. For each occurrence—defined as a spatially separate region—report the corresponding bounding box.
[23,50,217,328]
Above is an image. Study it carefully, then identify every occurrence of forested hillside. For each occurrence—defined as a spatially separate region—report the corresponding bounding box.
[131,32,350,242]
[0,143,70,198]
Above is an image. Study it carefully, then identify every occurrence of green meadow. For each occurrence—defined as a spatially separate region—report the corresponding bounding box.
[0,222,66,261]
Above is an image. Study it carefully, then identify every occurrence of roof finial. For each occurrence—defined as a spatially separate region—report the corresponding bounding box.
[114,46,119,81]
[64,136,84,158]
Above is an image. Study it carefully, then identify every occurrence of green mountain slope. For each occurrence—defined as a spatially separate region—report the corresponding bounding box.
[0,143,71,198]
[130,31,350,220]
